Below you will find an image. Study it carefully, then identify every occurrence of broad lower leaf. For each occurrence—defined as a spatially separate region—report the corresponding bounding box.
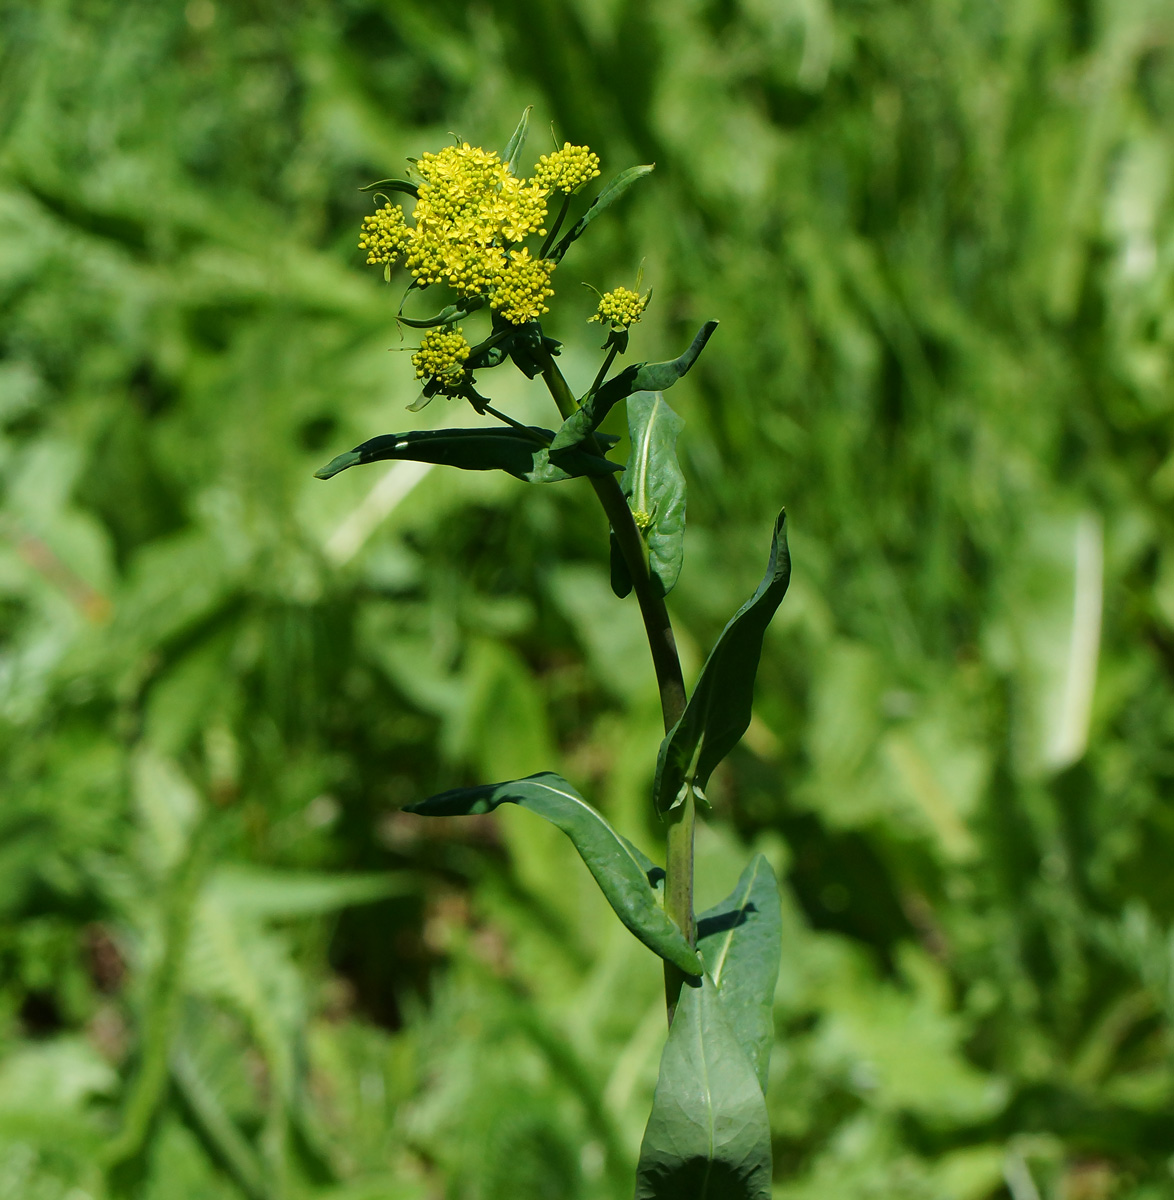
[696,855,781,1092]
[549,322,717,453]
[359,178,419,198]
[635,975,772,1200]
[405,773,702,976]
[315,428,620,484]
[549,164,655,263]
[501,106,532,175]
[623,391,687,597]
[654,511,790,814]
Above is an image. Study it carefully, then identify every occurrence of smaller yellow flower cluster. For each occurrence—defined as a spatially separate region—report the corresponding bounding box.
[412,327,471,382]
[490,248,556,325]
[533,143,601,194]
[358,203,407,266]
[589,286,647,329]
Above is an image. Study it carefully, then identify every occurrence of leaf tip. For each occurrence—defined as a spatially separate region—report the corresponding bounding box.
[314,450,361,479]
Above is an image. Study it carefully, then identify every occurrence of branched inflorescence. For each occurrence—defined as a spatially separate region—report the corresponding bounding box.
[358,137,620,389]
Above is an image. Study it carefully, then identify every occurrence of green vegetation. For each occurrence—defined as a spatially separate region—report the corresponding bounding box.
[2,1,1174,1198]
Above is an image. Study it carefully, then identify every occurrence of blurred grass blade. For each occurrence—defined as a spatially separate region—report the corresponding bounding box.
[654,512,790,815]
[406,773,703,975]
[171,1045,267,1200]
[550,322,718,452]
[550,164,655,263]
[207,866,418,918]
[623,391,686,597]
[635,975,772,1200]
[696,854,781,1092]
[315,428,621,484]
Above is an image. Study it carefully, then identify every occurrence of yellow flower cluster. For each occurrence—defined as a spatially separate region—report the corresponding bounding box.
[589,286,647,329]
[411,327,471,381]
[360,139,602,326]
[490,248,556,325]
[533,143,601,194]
[358,203,407,266]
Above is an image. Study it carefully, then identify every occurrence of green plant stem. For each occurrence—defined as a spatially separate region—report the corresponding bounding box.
[588,344,619,398]
[540,356,694,1022]
[540,194,572,259]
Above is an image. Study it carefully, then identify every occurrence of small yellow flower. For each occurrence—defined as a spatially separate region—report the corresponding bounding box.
[358,203,407,267]
[412,327,471,382]
[533,143,601,194]
[589,286,647,329]
[490,248,556,325]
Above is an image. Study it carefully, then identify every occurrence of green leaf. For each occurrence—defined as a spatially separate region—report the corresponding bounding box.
[405,773,702,976]
[654,511,790,815]
[623,391,687,598]
[315,428,621,484]
[359,178,420,198]
[502,106,533,175]
[550,164,655,263]
[635,975,772,1200]
[696,855,781,1093]
[397,298,483,330]
[549,321,718,453]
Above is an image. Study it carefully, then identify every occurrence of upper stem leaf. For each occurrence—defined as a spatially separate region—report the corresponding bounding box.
[359,178,420,198]
[501,106,533,175]
[653,511,790,815]
[623,391,686,598]
[315,427,620,484]
[548,164,655,264]
[549,321,718,454]
[405,773,702,976]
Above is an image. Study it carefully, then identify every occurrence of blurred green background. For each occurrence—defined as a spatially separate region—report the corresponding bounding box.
[2,0,1174,1197]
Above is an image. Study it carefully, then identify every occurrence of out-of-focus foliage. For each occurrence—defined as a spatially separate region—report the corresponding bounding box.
[1,0,1173,1197]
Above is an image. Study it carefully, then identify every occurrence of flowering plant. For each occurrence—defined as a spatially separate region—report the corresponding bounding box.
[318,111,789,1200]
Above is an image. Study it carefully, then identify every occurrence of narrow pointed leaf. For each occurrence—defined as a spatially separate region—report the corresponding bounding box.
[654,512,790,814]
[359,178,419,198]
[696,855,781,1092]
[315,428,620,484]
[550,164,655,263]
[405,773,702,976]
[635,975,772,1200]
[396,299,482,329]
[550,321,717,453]
[502,106,533,175]
[623,391,686,597]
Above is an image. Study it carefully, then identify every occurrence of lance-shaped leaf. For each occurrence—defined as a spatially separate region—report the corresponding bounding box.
[397,296,485,329]
[549,164,655,263]
[623,391,686,598]
[359,178,419,199]
[315,427,620,484]
[696,855,781,1093]
[635,975,772,1200]
[549,321,717,454]
[501,106,532,175]
[406,773,702,976]
[653,511,790,815]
